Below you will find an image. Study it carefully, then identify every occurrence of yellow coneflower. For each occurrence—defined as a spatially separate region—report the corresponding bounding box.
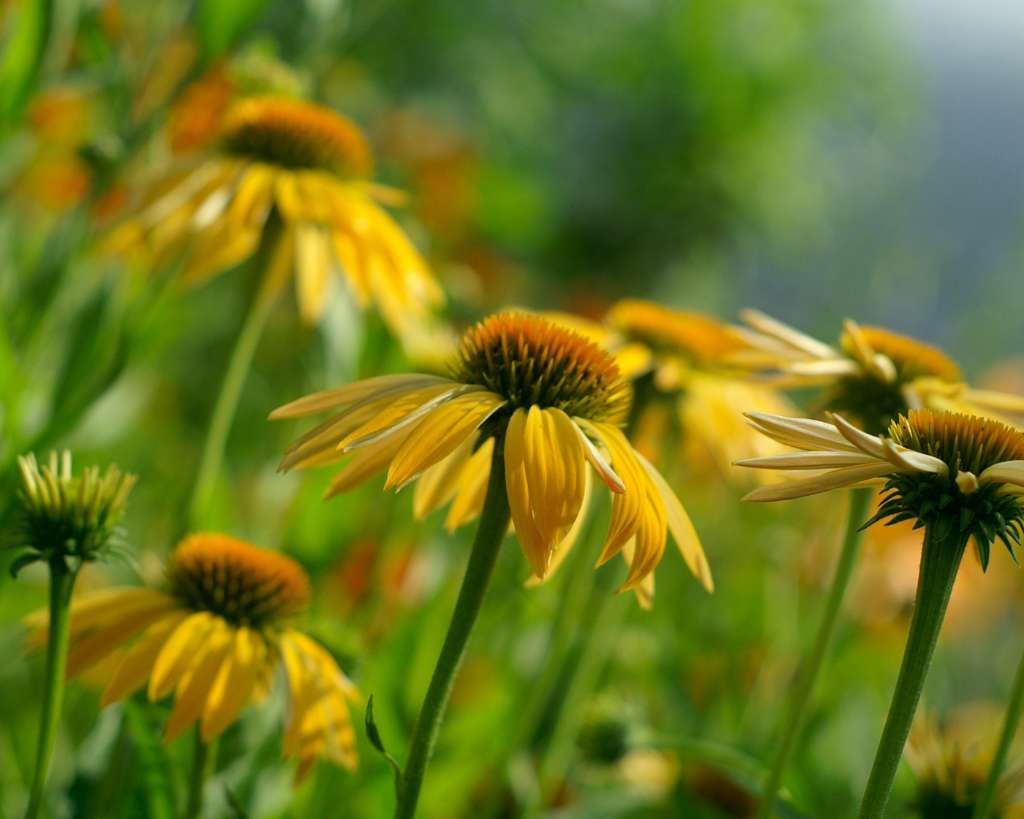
[25,533,359,784]
[907,706,1024,818]
[273,311,712,598]
[741,410,1024,819]
[738,310,1024,434]
[105,95,443,337]
[274,312,712,818]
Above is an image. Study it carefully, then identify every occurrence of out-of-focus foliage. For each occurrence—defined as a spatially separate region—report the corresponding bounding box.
[1,1,1022,818]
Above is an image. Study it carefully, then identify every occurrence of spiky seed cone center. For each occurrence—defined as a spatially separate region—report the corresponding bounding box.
[453,313,631,422]
[219,97,372,177]
[168,534,310,628]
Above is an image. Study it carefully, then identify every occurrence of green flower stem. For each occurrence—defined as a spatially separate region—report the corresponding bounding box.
[972,645,1024,819]
[188,251,281,529]
[183,731,218,819]
[24,558,77,819]
[757,487,873,819]
[536,559,627,794]
[858,523,968,819]
[394,440,511,819]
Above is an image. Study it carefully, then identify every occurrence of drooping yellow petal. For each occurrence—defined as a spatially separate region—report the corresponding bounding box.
[385,392,504,490]
[200,627,266,741]
[101,612,188,706]
[637,452,713,592]
[445,437,495,531]
[323,428,413,498]
[149,612,218,701]
[164,618,235,742]
[25,588,173,649]
[413,435,476,520]
[504,408,549,576]
[294,223,334,324]
[271,374,451,420]
[66,596,179,678]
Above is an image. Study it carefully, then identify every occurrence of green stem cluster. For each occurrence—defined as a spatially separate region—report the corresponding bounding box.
[393,441,511,819]
[757,487,873,819]
[858,523,967,819]
[24,559,77,819]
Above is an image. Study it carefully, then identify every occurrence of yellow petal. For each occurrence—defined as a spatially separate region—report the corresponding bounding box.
[385,392,504,490]
[504,409,548,576]
[149,612,217,701]
[271,374,451,420]
[636,452,713,592]
[200,627,266,741]
[294,223,334,324]
[413,435,476,520]
[66,596,179,678]
[445,438,495,531]
[164,618,235,742]
[102,612,188,706]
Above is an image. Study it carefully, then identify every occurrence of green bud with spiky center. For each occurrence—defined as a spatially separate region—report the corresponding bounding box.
[11,451,136,572]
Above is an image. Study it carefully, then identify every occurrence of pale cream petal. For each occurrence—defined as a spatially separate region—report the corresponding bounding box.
[572,419,625,493]
[879,437,948,475]
[743,463,895,502]
[745,412,859,452]
[739,309,838,359]
[980,460,1024,488]
[829,413,889,459]
[735,451,878,470]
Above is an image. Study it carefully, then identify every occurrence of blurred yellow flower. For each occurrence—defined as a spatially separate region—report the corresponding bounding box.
[274,312,712,605]
[547,300,797,480]
[25,533,359,782]
[738,310,1024,434]
[105,96,444,340]
[908,705,1024,818]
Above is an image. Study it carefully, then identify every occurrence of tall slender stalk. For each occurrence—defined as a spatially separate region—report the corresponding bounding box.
[858,524,967,818]
[183,731,218,819]
[188,235,282,528]
[972,647,1024,819]
[24,558,77,819]
[393,440,511,819]
[757,487,873,818]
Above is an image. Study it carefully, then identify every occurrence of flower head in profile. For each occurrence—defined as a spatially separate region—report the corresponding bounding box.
[25,533,359,781]
[12,451,136,571]
[738,310,1024,434]
[105,96,444,342]
[907,705,1024,818]
[546,300,797,480]
[273,312,713,605]
[739,410,1024,568]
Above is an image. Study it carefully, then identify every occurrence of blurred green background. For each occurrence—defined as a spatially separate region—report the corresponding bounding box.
[1,0,1023,817]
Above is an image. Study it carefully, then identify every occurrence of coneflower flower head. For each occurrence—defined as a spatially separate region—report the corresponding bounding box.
[739,410,1024,570]
[13,451,136,570]
[274,312,713,602]
[738,311,1024,435]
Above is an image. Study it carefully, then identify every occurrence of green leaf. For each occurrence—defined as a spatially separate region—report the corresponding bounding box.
[195,0,271,59]
[365,695,402,795]
[0,0,54,122]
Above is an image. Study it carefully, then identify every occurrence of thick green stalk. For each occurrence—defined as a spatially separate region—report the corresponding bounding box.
[393,441,511,819]
[24,558,77,819]
[188,261,280,528]
[972,646,1024,819]
[757,487,873,819]
[858,524,967,818]
[183,731,217,819]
